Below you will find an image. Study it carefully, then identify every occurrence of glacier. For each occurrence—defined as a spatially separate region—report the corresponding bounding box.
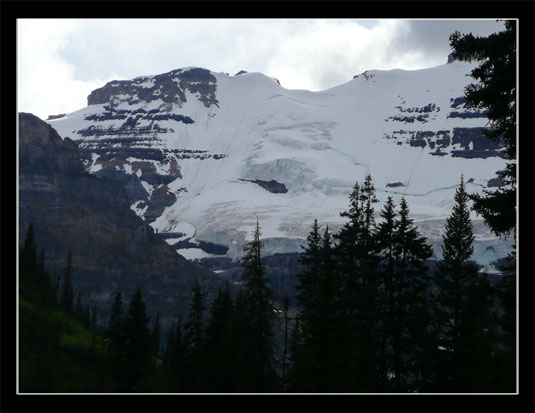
[46,61,514,267]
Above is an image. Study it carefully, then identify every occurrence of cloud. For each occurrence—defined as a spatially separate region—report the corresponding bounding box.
[17,19,508,119]
[389,19,506,68]
[17,20,121,120]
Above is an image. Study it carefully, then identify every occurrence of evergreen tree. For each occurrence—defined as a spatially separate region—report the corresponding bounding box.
[289,315,301,367]
[292,219,322,391]
[229,288,256,391]
[492,253,516,392]
[314,226,345,392]
[294,225,344,391]
[152,312,161,360]
[20,224,37,294]
[458,271,497,392]
[448,25,517,387]
[449,24,517,390]
[183,280,207,392]
[295,219,322,319]
[167,319,187,391]
[450,21,516,237]
[433,176,493,391]
[335,175,381,391]
[390,197,433,391]
[286,315,303,391]
[204,282,235,392]
[59,252,74,314]
[375,196,398,389]
[163,322,175,365]
[36,247,52,306]
[240,219,278,391]
[280,291,290,390]
[107,290,125,355]
[121,288,153,391]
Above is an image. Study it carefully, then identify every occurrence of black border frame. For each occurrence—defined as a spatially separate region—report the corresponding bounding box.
[2,1,534,412]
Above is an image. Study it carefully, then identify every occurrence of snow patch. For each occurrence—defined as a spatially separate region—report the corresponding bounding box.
[177,248,217,260]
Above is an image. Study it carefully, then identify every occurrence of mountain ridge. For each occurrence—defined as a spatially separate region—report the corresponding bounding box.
[46,62,512,267]
[19,112,226,328]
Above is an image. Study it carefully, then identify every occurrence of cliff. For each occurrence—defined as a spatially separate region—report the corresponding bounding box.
[18,112,225,327]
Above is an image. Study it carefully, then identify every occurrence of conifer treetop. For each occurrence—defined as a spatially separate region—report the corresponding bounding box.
[441,175,475,264]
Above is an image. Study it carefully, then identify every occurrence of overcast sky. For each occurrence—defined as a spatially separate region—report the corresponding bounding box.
[17,19,506,120]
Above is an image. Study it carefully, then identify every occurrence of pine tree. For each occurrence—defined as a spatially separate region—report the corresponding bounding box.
[458,271,497,392]
[492,253,516,391]
[335,175,381,391]
[152,312,161,361]
[107,290,125,366]
[449,23,517,390]
[315,226,345,392]
[229,288,256,391]
[163,322,175,365]
[295,219,322,318]
[240,219,277,391]
[59,252,74,314]
[289,315,301,367]
[167,319,187,391]
[121,288,153,391]
[292,219,322,391]
[391,197,433,391]
[204,282,235,392]
[107,290,124,355]
[183,280,207,392]
[376,196,398,390]
[280,291,290,390]
[286,315,303,392]
[433,176,492,391]
[20,224,37,295]
[450,21,516,237]
[35,247,52,306]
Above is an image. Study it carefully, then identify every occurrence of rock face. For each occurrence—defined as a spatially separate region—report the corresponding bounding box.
[239,178,288,193]
[87,67,219,108]
[18,112,225,327]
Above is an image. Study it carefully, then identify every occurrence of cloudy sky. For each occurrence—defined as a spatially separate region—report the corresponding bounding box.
[17,18,505,120]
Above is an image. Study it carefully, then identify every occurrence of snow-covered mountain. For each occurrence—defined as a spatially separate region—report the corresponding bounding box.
[47,61,513,267]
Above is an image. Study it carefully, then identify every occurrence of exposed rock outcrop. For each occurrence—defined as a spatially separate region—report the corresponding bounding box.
[87,67,219,108]
[18,112,225,327]
[386,182,405,188]
[239,178,288,193]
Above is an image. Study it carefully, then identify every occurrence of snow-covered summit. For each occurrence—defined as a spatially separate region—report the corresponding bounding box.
[47,62,512,264]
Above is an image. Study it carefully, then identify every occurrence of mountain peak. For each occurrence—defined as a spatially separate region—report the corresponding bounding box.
[19,112,77,149]
[48,61,508,265]
[87,67,219,108]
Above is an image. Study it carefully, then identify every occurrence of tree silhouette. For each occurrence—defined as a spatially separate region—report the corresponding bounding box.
[450,21,516,238]
[59,252,74,314]
[240,219,277,391]
[121,288,153,391]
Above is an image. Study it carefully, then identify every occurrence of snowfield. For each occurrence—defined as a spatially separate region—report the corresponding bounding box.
[47,62,514,264]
